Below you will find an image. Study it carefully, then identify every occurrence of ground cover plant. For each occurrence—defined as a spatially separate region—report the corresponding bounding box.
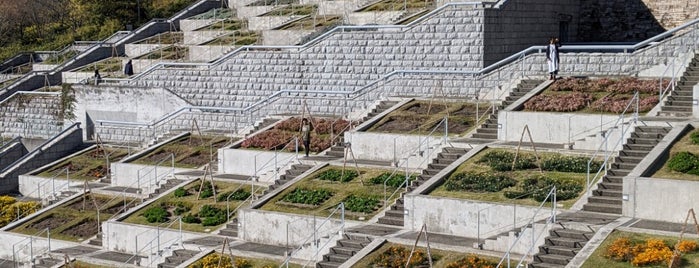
[10,194,134,242]
[430,148,599,207]
[132,135,231,168]
[198,18,247,31]
[276,16,342,31]
[134,32,183,44]
[37,147,128,181]
[137,45,189,60]
[240,117,350,154]
[651,128,699,181]
[582,230,699,268]
[368,100,482,136]
[260,166,404,220]
[188,253,299,268]
[123,179,261,232]
[204,31,260,46]
[523,77,665,113]
[76,57,125,74]
[0,196,40,228]
[260,4,317,16]
[353,242,503,268]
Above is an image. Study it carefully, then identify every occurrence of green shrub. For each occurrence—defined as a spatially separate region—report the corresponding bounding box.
[198,205,227,226]
[541,155,601,173]
[668,152,699,173]
[173,206,189,216]
[344,195,380,213]
[691,131,699,145]
[477,150,536,171]
[143,206,169,223]
[181,213,200,224]
[199,181,216,199]
[504,175,582,201]
[368,173,415,188]
[173,187,188,197]
[281,188,333,205]
[444,172,516,192]
[202,216,226,226]
[315,169,358,183]
[217,189,252,202]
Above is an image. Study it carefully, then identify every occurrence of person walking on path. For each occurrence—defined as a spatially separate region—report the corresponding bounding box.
[301,118,313,157]
[94,69,101,85]
[124,59,134,76]
[546,37,560,80]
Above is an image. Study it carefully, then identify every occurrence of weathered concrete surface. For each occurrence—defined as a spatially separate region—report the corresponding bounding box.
[111,163,194,194]
[344,132,443,167]
[218,149,299,182]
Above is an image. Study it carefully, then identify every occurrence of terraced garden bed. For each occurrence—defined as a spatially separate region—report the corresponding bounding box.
[650,128,699,181]
[11,194,136,242]
[260,166,408,220]
[132,135,230,168]
[260,4,317,16]
[122,179,262,233]
[368,100,481,136]
[358,0,435,12]
[76,57,125,73]
[354,242,507,267]
[134,32,183,45]
[247,0,297,6]
[582,230,699,268]
[196,18,247,31]
[240,117,350,154]
[429,148,598,208]
[203,31,259,46]
[37,147,129,181]
[187,8,235,20]
[522,77,665,114]
[188,253,298,268]
[276,15,342,31]
[137,45,189,60]
[43,50,78,65]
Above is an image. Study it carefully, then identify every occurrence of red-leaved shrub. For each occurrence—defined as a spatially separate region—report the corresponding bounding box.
[524,92,593,112]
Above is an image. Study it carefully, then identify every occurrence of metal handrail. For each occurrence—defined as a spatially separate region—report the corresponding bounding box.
[124,216,183,266]
[497,187,557,268]
[136,153,176,195]
[585,91,639,195]
[280,203,345,268]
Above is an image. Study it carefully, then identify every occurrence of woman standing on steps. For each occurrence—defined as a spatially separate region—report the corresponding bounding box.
[301,118,313,157]
[546,37,560,80]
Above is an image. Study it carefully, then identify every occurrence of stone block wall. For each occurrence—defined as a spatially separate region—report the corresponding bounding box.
[0,92,63,139]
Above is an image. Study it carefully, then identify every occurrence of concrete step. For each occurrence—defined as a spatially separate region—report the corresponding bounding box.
[384,209,404,218]
[603,175,624,184]
[587,195,622,205]
[657,111,693,117]
[337,239,368,249]
[428,163,449,170]
[330,247,358,256]
[593,188,622,197]
[443,147,469,154]
[529,262,565,268]
[614,155,644,164]
[472,133,497,139]
[377,216,403,226]
[607,169,632,176]
[476,128,498,134]
[218,228,238,237]
[662,106,693,112]
[635,126,671,134]
[582,202,621,214]
[618,150,649,158]
[545,237,586,248]
[438,152,462,160]
[534,254,572,265]
[597,182,623,191]
[611,162,637,170]
[422,169,441,176]
[626,137,661,145]
[549,229,594,240]
[323,253,350,263]
[664,100,694,107]
[316,261,343,268]
[538,246,580,257]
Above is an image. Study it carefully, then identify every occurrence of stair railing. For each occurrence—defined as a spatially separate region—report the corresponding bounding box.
[124,216,183,267]
[250,136,299,184]
[585,91,640,196]
[497,187,557,268]
[280,203,345,268]
[136,153,176,196]
[5,228,51,267]
[658,57,677,102]
[384,117,447,203]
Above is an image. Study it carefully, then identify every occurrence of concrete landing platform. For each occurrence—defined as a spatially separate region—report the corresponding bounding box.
[395,232,478,248]
[230,242,289,256]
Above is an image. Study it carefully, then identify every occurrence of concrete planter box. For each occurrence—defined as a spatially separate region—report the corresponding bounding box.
[180,18,219,32]
[102,221,203,255]
[0,232,76,263]
[125,44,166,58]
[218,149,299,183]
[262,30,313,46]
[344,131,443,168]
[623,177,699,223]
[110,163,195,195]
[18,174,76,200]
[184,30,231,45]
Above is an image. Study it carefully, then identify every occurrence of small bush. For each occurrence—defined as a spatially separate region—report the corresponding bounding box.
[603,236,699,267]
[143,206,169,223]
[190,253,232,268]
[369,173,415,188]
[604,237,633,261]
[173,187,188,197]
[445,171,516,192]
[691,131,699,145]
[541,155,601,173]
[315,168,358,183]
[631,239,673,267]
[677,240,698,253]
[344,195,380,213]
[217,189,251,202]
[668,152,699,173]
[445,255,498,268]
[181,213,200,224]
[173,206,189,216]
[504,175,582,201]
[477,150,536,171]
[198,181,216,199]
[281,188,333,205]
[202,216,226,226]
[198,205,226,226]
[370,245,431,268]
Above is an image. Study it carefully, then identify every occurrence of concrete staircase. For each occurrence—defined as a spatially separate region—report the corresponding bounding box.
[325,100,400,159]
[157,249,199,268]
[217,218,239,238]
[148,178,187,199]
[471,79,543,141]
[316,234,372,268]
[658,53,699,117]
[247,117,280,135]
[583,126,670,214]
[377,147,469,226]
[33,255,63,268]
[261,163,313,195]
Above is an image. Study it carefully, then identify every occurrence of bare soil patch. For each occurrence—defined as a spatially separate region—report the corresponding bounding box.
[62,219,99,239]
[29,215,71,230]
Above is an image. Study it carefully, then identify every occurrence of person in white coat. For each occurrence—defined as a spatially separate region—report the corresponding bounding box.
[546,37,560,80]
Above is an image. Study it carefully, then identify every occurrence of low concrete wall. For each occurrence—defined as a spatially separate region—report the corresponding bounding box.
[346,11,403,25]
[32,63,59,71]
[404,194,551,239]
[315,1,358,15]
[189,45,231,62]
[262,30,313,46]
[623,177,699,223]
[238,209,360,261]
[498,111,621,145]
[344,132,442,168]
[17,174,74,200]
[111,163,193,194]
[0,231,76,263]
[235,6,274,19]
[62,71,95,84]
[180,18,218,32]
[102,221,203,254]
[248,16,290,31]
[184,30,229,45]
[125,44,166,58]
[218,149,298,182]
[693,84,699,118]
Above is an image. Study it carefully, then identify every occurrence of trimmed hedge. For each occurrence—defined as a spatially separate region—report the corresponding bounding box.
[445,171,517,192]
[173,187,188,197]
[217,189,251,202]
[668,151,699,173]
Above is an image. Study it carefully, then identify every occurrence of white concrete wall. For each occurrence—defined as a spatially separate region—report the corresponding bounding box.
[693,84,699,118]
[180,18,219,32]
[125,44,166,58]
[183,31,229,45]
[32,63,58,71]
[111,163,193,195]
[218,149,298,183]
[102,221,203,254]
[235,6,274,19]
[623,177,699,223]
[62,71,94,84]
[248,16,291,31]
[17,174,75,200]
[0,232,76,263]
[262,30,313,46]
[315,1,358,15]
[131,59,163,74]
[238,209,360,261]
[346,11,403,25]
[404,194,553,239]
[498,111,622,144]
[189,45,231,62]
[344,132,442,167]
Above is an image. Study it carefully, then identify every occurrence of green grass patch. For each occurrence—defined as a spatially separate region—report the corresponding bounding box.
[204,31,260,46]
[650,128,699,181]
[368,100,484,136]
[276,16,342,30]
[37,147,129,181]
[260,4,316,16]
[429,148,591,208]
[137,45,189,60]
[122,179,263,233]
[197,18,247,31]
[353,242,508,268]
[132,135,232,168]
[358,0,435,12]
[10,194,136,242]
[260,166,402,221]
[134,32,183,45]
[43,50,79,65]
[581,230,699,268]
